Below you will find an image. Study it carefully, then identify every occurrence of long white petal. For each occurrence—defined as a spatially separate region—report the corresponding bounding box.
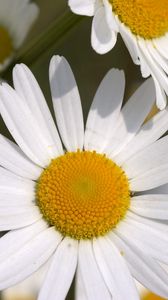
[75,265,88,300]
[49,55,84,152]
[0,220,47,263]
[138,39,168,95]
[110,231,168,298]
[13,64,63,157]
[93,237,139,299]
[119,23,140,65]
[0,207,42,231]
[0,84,53,167]
[123,135,168,179]
[84,69,125,152]
[0,167,36,206]
[127,211,168,232]
[78,240,111,300]
[130,194,168,219]
[115,108,168,165]
[0,227,61,289]
[153,75,167,109]
[0,134,42,180]
[38,237,77,300]
[105,78,155,157]
[154,35,168,60]
[91,7,117,54]
[68,0,96,16]
[147,41,168,75]
[115,214,168,264]
[9,1,39,48]
[103,0,118,32]
[130,164,168,191]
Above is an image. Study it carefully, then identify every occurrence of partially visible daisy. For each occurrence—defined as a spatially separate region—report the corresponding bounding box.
[1,55,168,299]
[0,0,39,72]
[68,0,168,110]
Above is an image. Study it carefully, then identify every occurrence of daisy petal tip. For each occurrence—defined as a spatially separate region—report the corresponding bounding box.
[30,2,40,20]
[68,0,95,16]
[91,36,113,54]
[49,55,64,73]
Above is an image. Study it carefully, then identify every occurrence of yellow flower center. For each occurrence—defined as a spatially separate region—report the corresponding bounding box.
[109,0,168,39]
[36,151,130,240]
[0,26,14,64]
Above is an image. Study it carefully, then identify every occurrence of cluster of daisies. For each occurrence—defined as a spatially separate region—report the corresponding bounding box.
[0,0,168,300]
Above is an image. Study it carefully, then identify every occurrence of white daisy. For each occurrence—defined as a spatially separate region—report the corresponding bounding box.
[1,55,168,300]
[0,0,39,72]
[68,0,168,110]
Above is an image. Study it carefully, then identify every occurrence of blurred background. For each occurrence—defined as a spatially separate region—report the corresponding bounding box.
[0,0,161,299]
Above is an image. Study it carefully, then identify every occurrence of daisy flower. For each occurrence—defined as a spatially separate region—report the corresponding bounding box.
[0,0,39,72]
[1,55,168,300]
[68,0,168,110]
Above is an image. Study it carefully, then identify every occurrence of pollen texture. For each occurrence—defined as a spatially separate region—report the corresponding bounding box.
[109,0,168,39]
[0,26,13,64]
[36,151,130,240]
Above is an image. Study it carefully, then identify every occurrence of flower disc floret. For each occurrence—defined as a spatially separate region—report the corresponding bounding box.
[36,151,130,240]
[110,0,168,39]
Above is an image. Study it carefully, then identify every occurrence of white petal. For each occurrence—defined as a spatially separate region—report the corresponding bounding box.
[13,64,63,158]
[49,55,84,152]
[0,134,42,180]
[0,169,41,230]
[137,40,167,109]
[105,78,155,157]
[0,166,36,206]
[138,39,168,95]
[93,237,139,299]
[130,164,168,191]
[153,75,167,109]
[115,215,168,264]
[103,0,119,32]
[123,135,168,179]
[138,53,151,78]
[115,108,168,165]
[127,211,168,232]
[75,265,88,300]
[119,23,140,65]
[0,227,61,289]
[130,194,168,220]
[68,0,96,16]
[91,6,117,54]
[0,0,39,49]
[0,207,42,231]
[78,240,111,300]
[0,220,47,263]
[0,84,53,167]
[154,35,168,60]
[110,231,168,298]
[8,1,39,48]
[38,237,77,300]
[84,69,125,152]
[147,41,168,75]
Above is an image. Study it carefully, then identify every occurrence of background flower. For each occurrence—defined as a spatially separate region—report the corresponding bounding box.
[0,0,39,72]
[68,0,168,110]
